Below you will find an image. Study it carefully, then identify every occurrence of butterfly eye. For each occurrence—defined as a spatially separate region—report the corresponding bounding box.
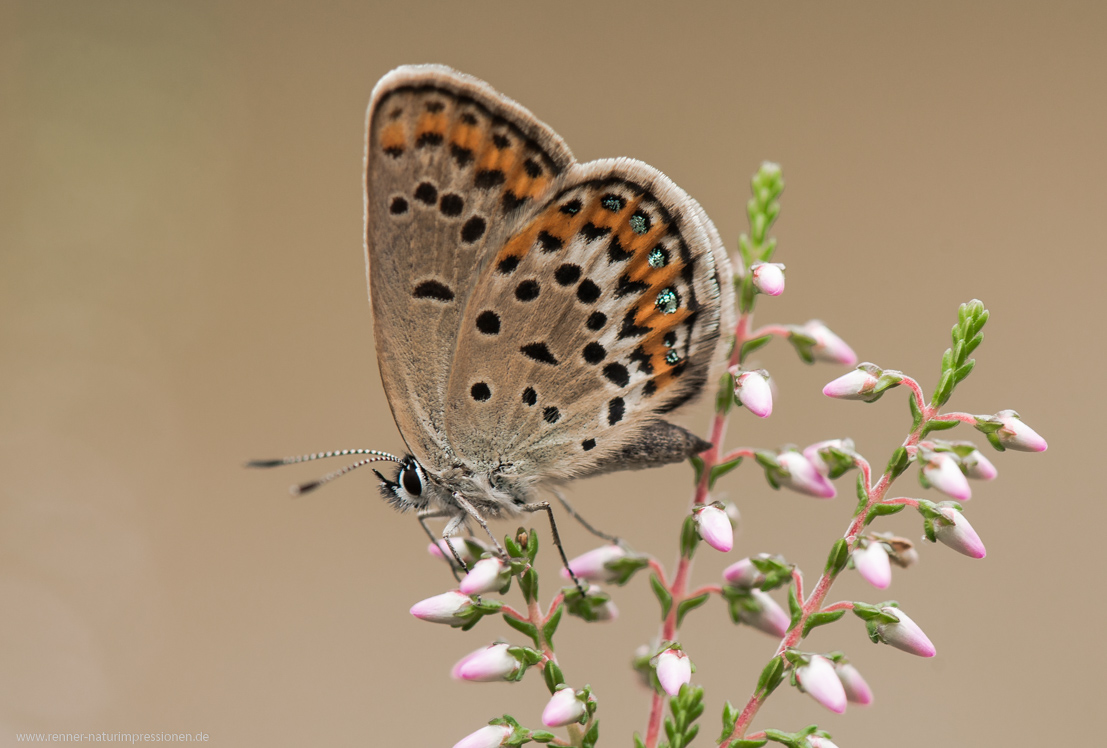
[400,463,423,496]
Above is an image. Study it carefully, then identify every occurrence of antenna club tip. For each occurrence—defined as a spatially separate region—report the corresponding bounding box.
[291,482,320,496]
[246,459,285,469]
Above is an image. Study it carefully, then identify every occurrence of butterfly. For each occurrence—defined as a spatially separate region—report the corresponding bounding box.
[253,65,733,568]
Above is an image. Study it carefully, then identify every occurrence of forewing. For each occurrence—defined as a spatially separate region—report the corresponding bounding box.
[365,65,574,466]
[445,158,734,480]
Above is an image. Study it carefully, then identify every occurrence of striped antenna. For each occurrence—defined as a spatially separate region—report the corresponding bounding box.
[245,448,402,469]
[290,455,400,496]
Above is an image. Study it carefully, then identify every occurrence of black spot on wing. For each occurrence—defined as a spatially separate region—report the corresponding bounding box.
[461,216,486,243]
[470,383,491,401]
[580,222,611,242]
[522,387,537,406]
[451,144,474,167]
[416,132,443,148]
[476,311,500,335]
[537,231,563,252]
[576,280,601,304]
[475,169,506,189]
[586,311,607,330]
[543,406,561,424]
[608,397,625,425]
[603,363,630,387]
[521,342,558,365]
[412,280,454,302]
[582,342,606,365]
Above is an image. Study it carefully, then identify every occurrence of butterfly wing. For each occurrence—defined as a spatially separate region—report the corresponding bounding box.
[445,158,734,482]
[365,65,574,467]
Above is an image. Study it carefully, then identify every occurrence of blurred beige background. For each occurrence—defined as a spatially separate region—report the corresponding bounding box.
[2,1,1103,746]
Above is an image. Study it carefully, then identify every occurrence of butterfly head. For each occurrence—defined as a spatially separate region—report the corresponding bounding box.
[374,455,441,512]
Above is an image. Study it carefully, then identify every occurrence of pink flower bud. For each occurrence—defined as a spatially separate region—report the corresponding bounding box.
[934,507,987,559]
[803,321,858,365]
[723,556,766,588]
[852,542,892,589]
[803,439,850,477]
[796,655,847,714]
[587,585,619,622]
[429,537,485,565]
[459,557,510,595]
[834,662,873,705]
[876,607,936,657]
[751,262,786,296]
[923,452,972,501]
[450,642,520,682]
[734,370,773,418]
[961,448,997,480]
[560,545,627,583]
[778,451,837,499]
[995,410,1048,452]
[695,504,734,552]
[452,724,512,748]
[655,648,692,696]
[822,369,879,400]
[409,590,473,625]
[807,737,840,748]
[737,589,791,637]
[542,688,586,727]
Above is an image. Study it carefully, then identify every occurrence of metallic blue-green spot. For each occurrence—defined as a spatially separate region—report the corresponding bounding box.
[648,247,668,268]
[665,350,682,365]
[629,214,649,235]
[601,194,625,212]
[655,287,680,315]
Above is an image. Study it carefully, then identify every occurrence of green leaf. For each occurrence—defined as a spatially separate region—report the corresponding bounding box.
[680,514,700,560]
[741,334,774,359]
[717,372,735,414]
[932,369,954,407]
[920,418,959,439]
[676,593,710,627]
[825,538,849,576]
[710,456,743,488]
[802,608,847,637]
[528,730,556,744]
[788,582,802,628]
[690,454,706,486]
[885,446,911,480]
[634,734,647,748]
[542,605,563,646]
[605,553,651,586]
[525,526,539,562]
[719,701,739,745]
[502,614,539,647]
[581,719,599,748]
[542,660,564,693]
[909,391,923,432]
[651,574,673,620]
[519,567,539,604]
[756,656,786,696]
[864,501,906,526]
[787,329,817,364]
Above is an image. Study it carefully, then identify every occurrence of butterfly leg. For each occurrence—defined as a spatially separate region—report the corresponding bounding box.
[551,488,621,545]
[452,493,508,560]
[521,501,585,596]
[437,511,475,574]
[417,507,466,581]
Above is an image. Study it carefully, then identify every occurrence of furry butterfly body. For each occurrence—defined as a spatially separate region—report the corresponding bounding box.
[365,65,733,523]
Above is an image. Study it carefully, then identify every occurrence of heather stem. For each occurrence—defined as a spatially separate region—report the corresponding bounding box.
[719,393,936,747]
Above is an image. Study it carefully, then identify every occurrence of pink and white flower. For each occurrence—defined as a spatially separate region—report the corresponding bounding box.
[822,369,879,400]
[733,369,773,418]
[450,642,520,682]
[852,541,892,589]
[542,687,586,727]
[934,506,987,558]
[655,648,692,697]
[961,448,998,480]
[923,452,972,501]
[834,661,873,705]
[560,544,627,583]
[459,557,511,595]
[807,737,840,748]
[803,439,851,477]
[777,451,837,498]
[796,655,847,714]
[736,589,791,637]
[876,607,936,657]
[751,262,786,296]
[409,590,473,625]
[429,537,486,565]
[695,504,734,552]
[723,556,766,588]
[994,410,1048,452]
[803,321,858,365]
[452,724,512,748]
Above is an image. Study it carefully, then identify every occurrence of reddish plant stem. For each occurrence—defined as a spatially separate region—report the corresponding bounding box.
[820,600,855,613]
[719,447,758,465]
[749,323,792,339]
[686,584,724,599]
[719,403,937,746]
[882,497,920,508]
[931,411,978,425]
[644,314,753,747]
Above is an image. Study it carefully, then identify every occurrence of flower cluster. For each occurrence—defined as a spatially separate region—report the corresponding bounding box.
[399,165,1046,748]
